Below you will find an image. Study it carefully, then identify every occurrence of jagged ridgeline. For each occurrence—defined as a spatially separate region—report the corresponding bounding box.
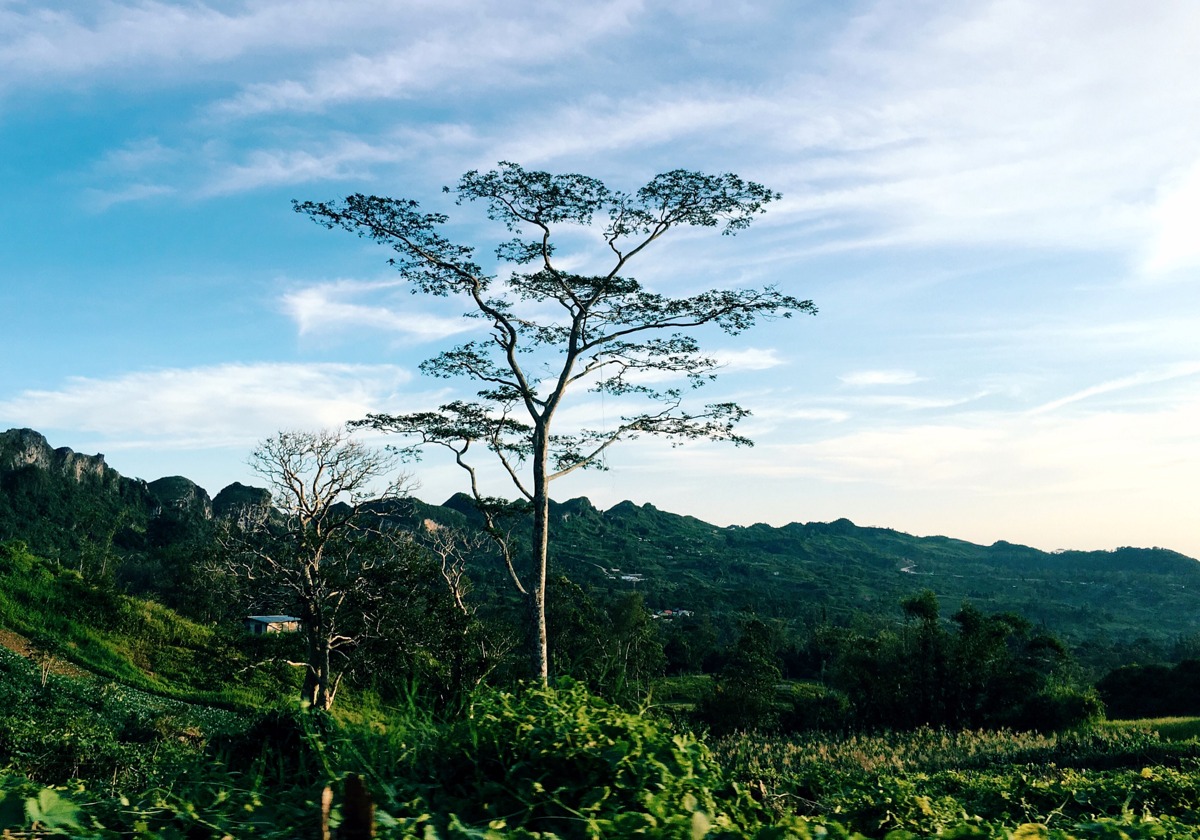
[3,428,1200,651]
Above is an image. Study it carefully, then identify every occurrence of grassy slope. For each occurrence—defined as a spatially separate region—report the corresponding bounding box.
[0,540,296,709]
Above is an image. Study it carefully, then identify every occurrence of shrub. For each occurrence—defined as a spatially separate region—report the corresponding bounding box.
[778,683,852,733]
[1004,687,1105,733]
[408,679,766,838]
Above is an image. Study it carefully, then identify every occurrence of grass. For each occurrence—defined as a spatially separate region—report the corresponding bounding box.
[0,540,297,710]
[1103,716,1200,741]
[713,724,1200,836]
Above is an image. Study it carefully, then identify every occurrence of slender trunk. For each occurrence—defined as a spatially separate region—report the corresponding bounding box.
[316,643,333,710]
[530,429,551,682]
[303,620,335,710]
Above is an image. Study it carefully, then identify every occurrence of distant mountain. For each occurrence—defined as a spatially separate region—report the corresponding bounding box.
[534,498,1200,650]
[3,428,1199,657]
[0,430,253,566]
[367,494,1200,656]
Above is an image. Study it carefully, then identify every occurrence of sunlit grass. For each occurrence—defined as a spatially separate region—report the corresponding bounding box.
[1104,716,1200,741]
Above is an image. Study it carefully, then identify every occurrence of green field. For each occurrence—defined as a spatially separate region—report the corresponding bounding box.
[1102,716,1200,742]
[4,640,1200,840]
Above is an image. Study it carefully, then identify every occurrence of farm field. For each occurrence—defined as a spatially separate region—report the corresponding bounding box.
[3,636,1200,840]
[717,722,1200,837]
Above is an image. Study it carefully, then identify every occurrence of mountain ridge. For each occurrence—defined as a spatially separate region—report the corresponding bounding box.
[3,427,1192,564]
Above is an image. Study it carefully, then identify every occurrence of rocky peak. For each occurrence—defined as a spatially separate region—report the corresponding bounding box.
[147,476,213,520]
[0,428,112,483]
[212,482,272,519]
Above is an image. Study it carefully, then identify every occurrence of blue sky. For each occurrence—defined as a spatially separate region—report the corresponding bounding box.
[3,0,1200,558]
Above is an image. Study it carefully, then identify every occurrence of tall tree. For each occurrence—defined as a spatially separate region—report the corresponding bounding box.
[223,429,413,710]
[295,163,815,680]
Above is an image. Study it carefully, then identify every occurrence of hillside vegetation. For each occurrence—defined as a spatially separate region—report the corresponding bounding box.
[4,428,1198,673]
[5,428,1200,837]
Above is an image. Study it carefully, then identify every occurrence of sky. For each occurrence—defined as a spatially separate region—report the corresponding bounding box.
[3,0,1200,559]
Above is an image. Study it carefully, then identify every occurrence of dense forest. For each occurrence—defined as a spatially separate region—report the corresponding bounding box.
[3,427,1200,837]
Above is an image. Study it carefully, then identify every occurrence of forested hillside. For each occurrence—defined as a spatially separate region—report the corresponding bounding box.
[6,427,1200,837]
[4,427,1199,673]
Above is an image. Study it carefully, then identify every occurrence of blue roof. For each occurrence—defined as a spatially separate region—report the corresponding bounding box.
[247,615,301,623]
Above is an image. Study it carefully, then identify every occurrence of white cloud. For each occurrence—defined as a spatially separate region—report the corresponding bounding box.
[83,182,175,211]
[93,137,179,173]
[756,406,852,424]
[209,0,642,116]
[713,348,785,371]
[200,137,408,195]
[774,0,1200,257]
[281,279,477,342]
[771,398,1200,503]
[1029,362,1200,416]
[492,92,762,166]
[0,363,412,449]
[840,369,923,386]
[593,391,1200,554]
[0,1,407,90]
[840,393,991,412]
[490,0,1200,264]
[47,0,1200,267]
[1143,158,1200,275]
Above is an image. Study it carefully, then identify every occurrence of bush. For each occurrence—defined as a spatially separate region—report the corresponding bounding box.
[778,683,852,733]
[696,651,784,736]
[409,679,766,838]
[1004,687,1105,733]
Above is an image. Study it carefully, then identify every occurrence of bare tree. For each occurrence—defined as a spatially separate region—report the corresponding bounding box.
[225,429,413,710]
[410,520,518,688]
[295,163,815,681]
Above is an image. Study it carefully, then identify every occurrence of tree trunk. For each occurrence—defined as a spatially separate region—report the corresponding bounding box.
[530,431,551,682]
[304,624,335,710]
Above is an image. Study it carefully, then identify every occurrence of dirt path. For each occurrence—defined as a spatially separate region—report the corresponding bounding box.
[0,626,93,679]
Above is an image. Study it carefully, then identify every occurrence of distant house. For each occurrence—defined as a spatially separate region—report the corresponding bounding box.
[244,615,302,635]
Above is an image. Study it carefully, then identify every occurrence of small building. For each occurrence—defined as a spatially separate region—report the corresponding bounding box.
[244,615,302,635]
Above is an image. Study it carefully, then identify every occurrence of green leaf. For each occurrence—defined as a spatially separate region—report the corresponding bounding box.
[26,787,83,831]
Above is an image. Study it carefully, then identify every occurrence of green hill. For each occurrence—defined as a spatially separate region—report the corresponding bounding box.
[3,427,1198,667]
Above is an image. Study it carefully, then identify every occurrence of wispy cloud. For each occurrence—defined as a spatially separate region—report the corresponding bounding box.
[200,137,409,195]
[840,369,923,386]
[1143,158,1200,275]
[83,126,477,206]
[713,348,785,371]
[492,92,764,166]
[607,392,1200,550]
[93,137,179,173]
[668,356,1200,510]
[490,0,1200,265]
[775,0,1200,259]
[209,0,642,116]
[0,363,412,449]
[0,1,404,91]
[83,182,175,212]
[50,0,1200,268]
[1028,362,1200,416]
[762,397,1200,503]
[281,279,477,342]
